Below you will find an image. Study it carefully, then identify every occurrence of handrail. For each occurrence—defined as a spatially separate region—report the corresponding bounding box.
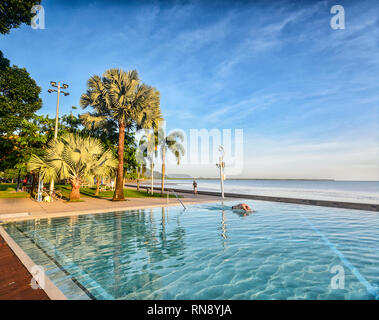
[170,189,186,210]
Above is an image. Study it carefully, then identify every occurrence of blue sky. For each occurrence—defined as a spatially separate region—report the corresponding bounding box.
[1,0,378,180]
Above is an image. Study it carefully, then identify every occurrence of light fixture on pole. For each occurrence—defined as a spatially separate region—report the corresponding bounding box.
[47,81,70,195]
[216,145,225,198]
[48,81,69,139]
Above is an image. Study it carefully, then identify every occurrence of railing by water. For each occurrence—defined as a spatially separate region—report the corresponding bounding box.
[125,184,379,212]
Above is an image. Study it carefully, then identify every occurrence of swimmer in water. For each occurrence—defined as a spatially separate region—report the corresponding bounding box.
[232,203,252,212]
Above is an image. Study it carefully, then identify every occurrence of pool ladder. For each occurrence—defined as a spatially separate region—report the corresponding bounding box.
[167,190,186,210]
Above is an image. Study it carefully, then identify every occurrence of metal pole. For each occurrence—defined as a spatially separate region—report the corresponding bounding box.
[151,159,154,195]
[217,146,225,199]
[37,174,42,202]
[50,82,60,194]
[54,82,60,139]
[219,157,225,198]
[221,160,225,198]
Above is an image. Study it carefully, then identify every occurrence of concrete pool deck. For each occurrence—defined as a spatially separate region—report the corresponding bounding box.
[0,190,223,223]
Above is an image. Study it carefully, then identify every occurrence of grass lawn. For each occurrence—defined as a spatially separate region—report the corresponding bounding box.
[56,184,179,199]
[0,183,179,200]
[0,184,30,198]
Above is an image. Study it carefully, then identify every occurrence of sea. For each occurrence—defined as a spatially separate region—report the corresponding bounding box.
[143,179,379,205]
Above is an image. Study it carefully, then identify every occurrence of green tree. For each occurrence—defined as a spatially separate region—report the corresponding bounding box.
[61,108,83,134]
[0,114,59,193]
[0,51,42,136]
[0,51,10,69]
[0,114,72,170]
[80,68,162,201]
[27,134,117,201]
[0,0,42,34]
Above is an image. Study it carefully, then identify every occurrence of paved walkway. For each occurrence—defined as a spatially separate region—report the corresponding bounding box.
[0,190,222,222]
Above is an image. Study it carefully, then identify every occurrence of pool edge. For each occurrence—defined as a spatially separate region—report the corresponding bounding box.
[127,185,379,212]
[0,225,68,300]
[0,199,221,223]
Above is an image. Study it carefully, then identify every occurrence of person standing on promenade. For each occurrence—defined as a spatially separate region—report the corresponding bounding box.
[193,180,198,195]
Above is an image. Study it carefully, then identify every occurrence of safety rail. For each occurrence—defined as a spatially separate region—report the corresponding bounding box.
[167,189,186,210]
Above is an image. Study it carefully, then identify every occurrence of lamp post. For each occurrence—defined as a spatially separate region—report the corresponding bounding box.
[48,81,69,139]
[47,81,69,194]
[216,145,225,198]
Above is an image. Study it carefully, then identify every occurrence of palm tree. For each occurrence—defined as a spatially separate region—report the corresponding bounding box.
[138,128,184,195]
[136,93,163,131]
[135,136,148,191]
[27,134,117,201]
[80,69,162,201]
[156,128,185,195]
[140,130,156,194]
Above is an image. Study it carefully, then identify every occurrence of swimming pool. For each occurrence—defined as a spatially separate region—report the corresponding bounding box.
[3,200,379,300]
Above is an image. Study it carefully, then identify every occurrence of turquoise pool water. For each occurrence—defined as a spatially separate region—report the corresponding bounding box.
[3,200,379,300]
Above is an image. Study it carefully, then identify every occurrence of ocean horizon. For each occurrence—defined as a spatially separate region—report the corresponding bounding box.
[139,179,379,205]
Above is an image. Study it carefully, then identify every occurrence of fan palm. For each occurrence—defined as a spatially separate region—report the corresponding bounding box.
[80,68,162,201]
[27,134,117,201]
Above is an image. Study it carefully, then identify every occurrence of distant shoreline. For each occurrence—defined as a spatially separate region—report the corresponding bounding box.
[165,178,336,181]
[165,178,379,182]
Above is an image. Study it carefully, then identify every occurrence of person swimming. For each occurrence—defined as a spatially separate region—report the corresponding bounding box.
[232,203,252,212]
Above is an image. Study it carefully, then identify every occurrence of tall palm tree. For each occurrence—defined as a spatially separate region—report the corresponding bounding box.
[135,136,148,191]
[138,128,184,195]
[139,130,156,194]
[156,128,185,195]
[80,69,162,201]
[136,92,163,131]
[27,134,117,201]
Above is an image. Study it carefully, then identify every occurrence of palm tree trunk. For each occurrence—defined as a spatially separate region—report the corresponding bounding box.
[16,168,21,192]
[137,169,140,191]
[161,148,166,196]
[70,178,81,201]
[31,172,38,198]
[95,176,100,196]
[113,120,126,201]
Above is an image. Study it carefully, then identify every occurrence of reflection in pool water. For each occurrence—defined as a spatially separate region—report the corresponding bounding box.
[3,201,379,300]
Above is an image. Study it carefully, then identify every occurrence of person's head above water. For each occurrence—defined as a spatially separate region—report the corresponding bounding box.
[232,203,252,212]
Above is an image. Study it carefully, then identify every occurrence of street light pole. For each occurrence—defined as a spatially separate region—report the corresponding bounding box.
[47,81,69,195]
[54,82,61,139]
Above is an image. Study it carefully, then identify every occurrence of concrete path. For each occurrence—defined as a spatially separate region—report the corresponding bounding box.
[0,191,223,222]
